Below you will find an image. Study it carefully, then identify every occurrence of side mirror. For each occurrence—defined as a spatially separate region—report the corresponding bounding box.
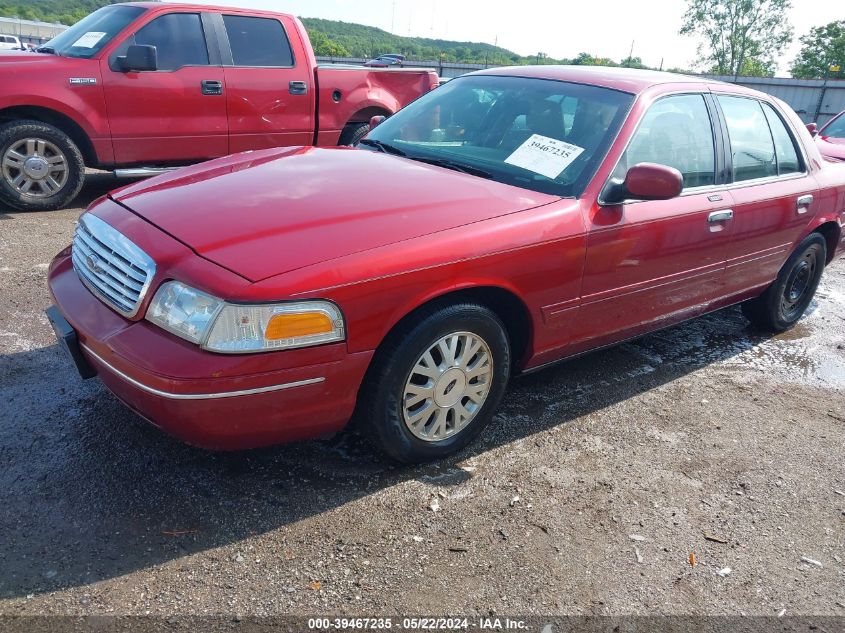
[369,115,387,130]
[603,163,683,204]
[118,44,158,72]
[806,122,818,137]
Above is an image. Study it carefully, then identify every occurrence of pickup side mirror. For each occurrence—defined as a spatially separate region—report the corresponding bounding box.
[806,122,818,137]
[118,45,158,72]
[602,163,683,204]
[369,115,387,130]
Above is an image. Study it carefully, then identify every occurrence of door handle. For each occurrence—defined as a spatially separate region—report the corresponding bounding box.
[201,79,223,96]
[708,209,734,223]
[289,81,308,95]
[796,194,813,214]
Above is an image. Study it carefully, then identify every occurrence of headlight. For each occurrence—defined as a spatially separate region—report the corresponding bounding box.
[146,281,345,353]
[146,281,224,344]
[204,301,345,353]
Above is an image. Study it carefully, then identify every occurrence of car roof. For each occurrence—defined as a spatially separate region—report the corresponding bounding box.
[469,65,737,95]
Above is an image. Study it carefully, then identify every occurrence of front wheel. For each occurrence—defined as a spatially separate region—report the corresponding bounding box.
[0,120,86,212]
[360,303,511,464]
[741,233,827,332]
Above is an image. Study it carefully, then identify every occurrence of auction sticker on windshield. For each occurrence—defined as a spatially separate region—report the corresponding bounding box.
[72,32,107,48]
[504,134,584,179]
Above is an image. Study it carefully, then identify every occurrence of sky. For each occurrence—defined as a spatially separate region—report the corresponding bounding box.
[175,0,844,76]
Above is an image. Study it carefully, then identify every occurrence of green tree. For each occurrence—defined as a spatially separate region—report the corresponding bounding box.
[308,30,351,57]
[621,56,648,69]
[680,0,793,76]
[790,20,845,79]
[570,52,617,67]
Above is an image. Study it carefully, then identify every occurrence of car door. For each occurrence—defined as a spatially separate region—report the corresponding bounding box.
[213,13,314,152]
[714,95,820,297]
[569,93,735,352]
[100,11,228,164]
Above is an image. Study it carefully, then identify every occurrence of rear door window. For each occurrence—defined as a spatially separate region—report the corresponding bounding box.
[761,103,801,175]
[223,15,294,67]
[717,95,778,182]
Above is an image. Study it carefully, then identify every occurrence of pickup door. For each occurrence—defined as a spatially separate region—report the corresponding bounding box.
[211,12,315,152]
[101,11,228,164]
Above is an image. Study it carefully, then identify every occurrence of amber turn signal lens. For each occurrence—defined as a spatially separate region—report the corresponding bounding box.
[265,312,334,340]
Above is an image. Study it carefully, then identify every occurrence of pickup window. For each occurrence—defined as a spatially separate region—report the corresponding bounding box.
[222,15,294,67]
[41,5,145,58]
[134,13,209,71]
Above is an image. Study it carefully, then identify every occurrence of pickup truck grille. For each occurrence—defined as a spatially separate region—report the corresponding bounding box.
[71,214,155,318]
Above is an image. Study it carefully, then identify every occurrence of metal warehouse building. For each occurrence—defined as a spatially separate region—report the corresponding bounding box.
[0,16,67,46]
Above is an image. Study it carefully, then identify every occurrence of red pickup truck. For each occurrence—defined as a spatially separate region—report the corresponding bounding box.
[0,2,438,211]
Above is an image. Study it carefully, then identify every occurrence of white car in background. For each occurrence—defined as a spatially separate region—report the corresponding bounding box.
[0,35,23,50]
[0,35,23,51]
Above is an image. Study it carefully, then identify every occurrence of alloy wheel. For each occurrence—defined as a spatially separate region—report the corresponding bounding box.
[402,331,493,442]
[2,137,69,198]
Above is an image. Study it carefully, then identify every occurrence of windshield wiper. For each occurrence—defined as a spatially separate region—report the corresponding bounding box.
[35,46,57,55]
[410,157,492,179]
[358,139,491,179]
[357,138,406,156]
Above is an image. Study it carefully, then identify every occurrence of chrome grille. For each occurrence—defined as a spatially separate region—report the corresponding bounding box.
[71,214,156,318]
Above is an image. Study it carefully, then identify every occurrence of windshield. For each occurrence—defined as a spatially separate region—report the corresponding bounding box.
[822,113,845,139]
[41,5,145,58]
[365,75,633,197]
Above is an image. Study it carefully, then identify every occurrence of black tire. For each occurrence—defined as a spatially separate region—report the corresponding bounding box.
[0,119,85,212]
[359,303,511,464]
[741,233,827,332]
[338,122,371,146]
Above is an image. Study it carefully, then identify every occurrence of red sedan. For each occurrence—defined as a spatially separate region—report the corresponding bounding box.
[814,110,845,162]
[47,66,845,463]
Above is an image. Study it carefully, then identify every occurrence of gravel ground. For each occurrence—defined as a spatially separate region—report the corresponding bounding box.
[0,174,844,619]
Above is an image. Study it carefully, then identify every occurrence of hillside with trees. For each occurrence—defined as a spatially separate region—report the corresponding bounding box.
[0,0,637,67]
[2,0,841,78]
[0,0,120,26]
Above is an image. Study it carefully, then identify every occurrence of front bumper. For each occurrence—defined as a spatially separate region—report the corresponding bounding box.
[47,252,373,450]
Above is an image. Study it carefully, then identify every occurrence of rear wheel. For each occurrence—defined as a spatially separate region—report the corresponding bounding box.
[741,233,826,332]
[0,120,85,211]
[360,303,511,464]
[338,122,371,146]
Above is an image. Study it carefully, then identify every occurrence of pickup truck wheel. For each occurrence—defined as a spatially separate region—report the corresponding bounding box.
[741,233,826,332]
[0,120,85,212]
[360,303,510,464]
[338,122,371,146]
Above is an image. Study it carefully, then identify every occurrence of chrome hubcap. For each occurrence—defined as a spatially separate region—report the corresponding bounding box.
[402,331,493,442]
[2,138,68,198]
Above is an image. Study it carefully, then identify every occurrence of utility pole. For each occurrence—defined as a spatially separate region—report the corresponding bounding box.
[813,63,840,123]
[626,40,634,67]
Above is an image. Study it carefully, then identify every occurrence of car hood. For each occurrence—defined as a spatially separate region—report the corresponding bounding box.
[110,146,557,282]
